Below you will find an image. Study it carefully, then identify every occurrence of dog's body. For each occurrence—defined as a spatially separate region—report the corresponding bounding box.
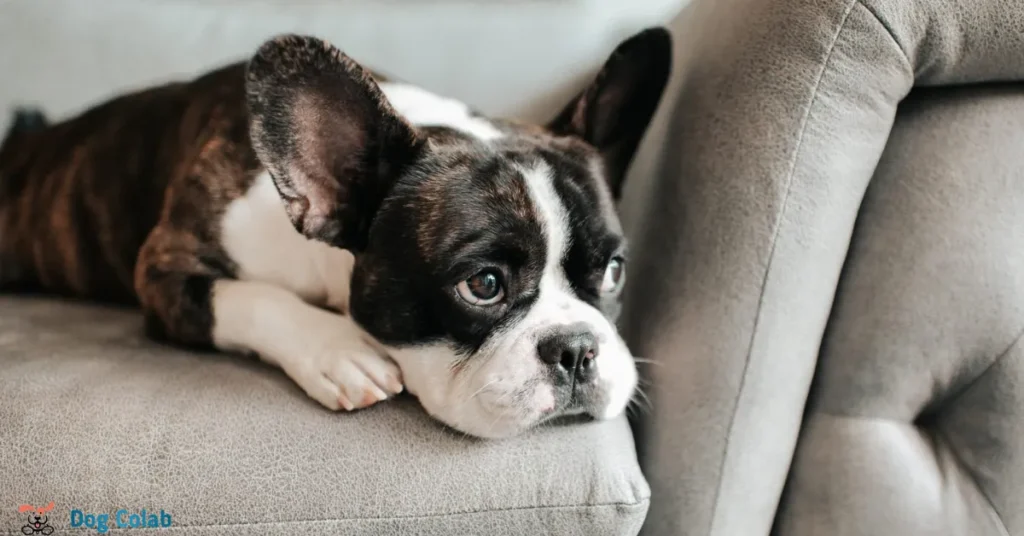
[0,31,670,438]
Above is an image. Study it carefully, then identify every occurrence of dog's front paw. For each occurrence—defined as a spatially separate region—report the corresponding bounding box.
[282,315,404,411]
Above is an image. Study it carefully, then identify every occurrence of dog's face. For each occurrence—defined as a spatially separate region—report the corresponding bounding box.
[357,134,636,438]
[245,29,671,437]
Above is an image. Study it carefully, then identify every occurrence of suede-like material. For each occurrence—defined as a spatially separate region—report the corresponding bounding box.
[778,86,1024,536]
[620,1,1024,535]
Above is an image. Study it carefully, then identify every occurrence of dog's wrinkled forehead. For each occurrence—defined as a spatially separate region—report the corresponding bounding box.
[405,125,622,266]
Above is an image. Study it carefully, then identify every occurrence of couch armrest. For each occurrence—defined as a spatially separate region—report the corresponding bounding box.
[620,1,1024,535]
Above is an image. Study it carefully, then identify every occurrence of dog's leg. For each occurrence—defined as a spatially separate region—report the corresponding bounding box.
[211,279,403,410]
[136,227,402,411]
[135,156,401,410]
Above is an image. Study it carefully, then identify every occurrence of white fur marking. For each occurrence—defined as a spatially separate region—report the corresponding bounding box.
[519,161,637,420]
[379,83,503,141]
[220,172,353,311]
[520,162,572,292]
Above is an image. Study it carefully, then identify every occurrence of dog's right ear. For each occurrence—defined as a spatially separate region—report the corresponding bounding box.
[246,35,424,251]
[18,505,34,513]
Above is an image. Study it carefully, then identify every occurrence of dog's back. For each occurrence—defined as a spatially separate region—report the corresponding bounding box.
[0,107,47,289]
[0,63,252,302]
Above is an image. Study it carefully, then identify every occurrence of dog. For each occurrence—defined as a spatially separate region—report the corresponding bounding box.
[18,503,55,535]
[0,28,671,438]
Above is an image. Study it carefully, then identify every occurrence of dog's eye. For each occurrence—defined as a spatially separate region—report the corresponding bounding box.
[456,270,505,306]
[601,257,625,294]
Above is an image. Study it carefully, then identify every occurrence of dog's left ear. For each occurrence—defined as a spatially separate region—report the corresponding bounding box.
[547,27,672,198]
[246,35,423,251]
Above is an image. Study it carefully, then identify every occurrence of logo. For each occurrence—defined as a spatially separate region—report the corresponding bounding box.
[18,502,55,535]
[70,508,173,534]
[13,503,174,535]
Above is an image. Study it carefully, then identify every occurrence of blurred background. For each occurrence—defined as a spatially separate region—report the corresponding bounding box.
[0,0,685,125]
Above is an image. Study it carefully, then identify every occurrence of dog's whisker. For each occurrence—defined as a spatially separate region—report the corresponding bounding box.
[455,379,499,410]
[630,386,653,412]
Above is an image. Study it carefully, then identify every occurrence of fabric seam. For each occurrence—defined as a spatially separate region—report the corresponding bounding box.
[936,325,1024,418]
[809,409,1014,536]
[927,326,1023,536]
[856,0,913,73]
[932,424,1012,536]
[705,1,859,533]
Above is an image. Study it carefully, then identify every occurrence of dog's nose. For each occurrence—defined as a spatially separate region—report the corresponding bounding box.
[537,324,598,382]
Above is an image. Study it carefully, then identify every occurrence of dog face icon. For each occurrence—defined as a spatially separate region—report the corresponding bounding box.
[18,502,54,535]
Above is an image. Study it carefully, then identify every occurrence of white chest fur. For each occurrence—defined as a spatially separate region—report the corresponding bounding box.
[219,172,354,311]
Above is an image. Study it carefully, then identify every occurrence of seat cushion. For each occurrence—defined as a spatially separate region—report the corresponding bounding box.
[0,297,649,535]
[776,86,1024,535]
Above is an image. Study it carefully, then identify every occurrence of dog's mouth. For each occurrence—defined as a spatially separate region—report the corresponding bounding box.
[383,312,639,439]
[431,376,617,439]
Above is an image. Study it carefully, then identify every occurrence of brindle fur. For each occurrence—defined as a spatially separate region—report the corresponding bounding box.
[0,61,400,346]
[0,64,256,349]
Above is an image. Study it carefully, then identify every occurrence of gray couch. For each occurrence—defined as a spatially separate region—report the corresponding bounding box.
[3,0,1023,535]
[628,1,1024,535]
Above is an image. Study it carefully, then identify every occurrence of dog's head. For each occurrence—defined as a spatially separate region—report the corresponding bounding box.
[245,29,671,438]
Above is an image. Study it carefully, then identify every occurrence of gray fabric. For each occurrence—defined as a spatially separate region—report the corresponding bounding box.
[777,86,1024,536]
[620,1,1024,535]
[0,297,649,535]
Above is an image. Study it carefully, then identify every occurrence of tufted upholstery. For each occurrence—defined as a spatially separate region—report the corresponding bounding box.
[780,85,1024,534]
[625,1,1024,535]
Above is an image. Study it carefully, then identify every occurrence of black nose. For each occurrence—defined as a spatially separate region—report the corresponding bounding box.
[537,325,598,382]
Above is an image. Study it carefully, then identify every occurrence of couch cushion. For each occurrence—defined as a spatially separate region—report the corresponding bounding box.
[0,297,649,535]
[777,86,1024,535]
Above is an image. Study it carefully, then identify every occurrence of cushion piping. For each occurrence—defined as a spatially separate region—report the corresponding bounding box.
[705,1,859,533]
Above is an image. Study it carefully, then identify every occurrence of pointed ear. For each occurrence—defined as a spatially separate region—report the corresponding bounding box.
[548,27,672,198]
[246,35,423,250]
